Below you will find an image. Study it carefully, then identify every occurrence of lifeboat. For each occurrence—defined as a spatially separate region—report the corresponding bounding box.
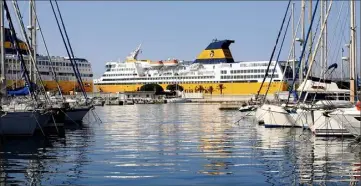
[162,59,178,66]
[149,60,164,67]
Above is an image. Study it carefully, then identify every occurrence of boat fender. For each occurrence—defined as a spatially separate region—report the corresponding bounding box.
[357,101,361,111]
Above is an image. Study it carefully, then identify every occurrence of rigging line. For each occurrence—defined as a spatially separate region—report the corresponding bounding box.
[12,0,50,104]
[52,0,87,98]
[49,0,87,99]
[285,0,321,107]
[276,9,303,94]
[54,0,87,97]
[325,1,345,58]
[29,1,64,99]
[328,9,350,70]
[328,6,349,62]
[3,0,37,102]
[303,15,321,77]
[255,0,291,102]
[295,0,334,106]
[263,14,292,102]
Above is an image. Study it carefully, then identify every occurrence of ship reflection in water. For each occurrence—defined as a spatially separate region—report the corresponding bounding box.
[0,104,360,185]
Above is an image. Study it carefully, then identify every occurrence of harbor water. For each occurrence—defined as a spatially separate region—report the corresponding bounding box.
[0,104,360,185]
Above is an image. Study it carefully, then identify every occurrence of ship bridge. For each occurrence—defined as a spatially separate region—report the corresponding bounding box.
[194,39,235,64]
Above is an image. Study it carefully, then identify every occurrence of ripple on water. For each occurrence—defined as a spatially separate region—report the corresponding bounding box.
[0,104,360,185]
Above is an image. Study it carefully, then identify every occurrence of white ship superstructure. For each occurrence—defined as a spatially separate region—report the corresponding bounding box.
[94,40,291,95]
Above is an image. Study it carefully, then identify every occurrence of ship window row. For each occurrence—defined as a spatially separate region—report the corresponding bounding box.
[220,74,279,79]
[56,72,93,77]
[112,68,135,72]
[102,76,215,81]
[239,62,275,67]
[5,64,92,72]
[230,69,277,74]
[5,59,91,68]
[37,61,90,68]
[103,73,136,77]
[5,70,93,77]
[163,72,172,76]
[105,64,116,68]
[96,80,259,85]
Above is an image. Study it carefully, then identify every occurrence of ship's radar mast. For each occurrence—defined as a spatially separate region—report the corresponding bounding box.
[126,43,142,61]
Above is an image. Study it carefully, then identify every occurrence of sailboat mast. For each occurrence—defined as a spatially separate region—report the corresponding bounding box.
[28,0,36,83]
[324,0,328,79]
[349,0,356,103]
[292,2,296,90]
[0,0,5,101]
[300,0,306,82]
[320,0,324,78]
[308,0,313,76]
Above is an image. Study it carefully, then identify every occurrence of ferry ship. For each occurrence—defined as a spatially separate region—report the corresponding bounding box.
[94,39,291,95]
[3,28,93,94]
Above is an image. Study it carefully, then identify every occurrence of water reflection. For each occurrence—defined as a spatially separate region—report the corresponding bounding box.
[0,136,52,185]
[198,112,235,176]
[0,122,94,185]
[0,104,359,185]
[254,125,361,185]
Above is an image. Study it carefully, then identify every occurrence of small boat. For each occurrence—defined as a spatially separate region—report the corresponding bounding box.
[92,97,105,106]
[149,60,164,67]
[166,98,191,103]
[162,59,178,67]
[239,105,257,112]
[106,97,121,105]
[124,99,134,105]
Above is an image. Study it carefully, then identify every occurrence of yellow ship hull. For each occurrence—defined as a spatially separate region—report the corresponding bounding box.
[6,80,93,94]
[95,82,288,95]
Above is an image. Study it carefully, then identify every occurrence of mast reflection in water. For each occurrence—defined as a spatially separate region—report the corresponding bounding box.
[0,104,359,185]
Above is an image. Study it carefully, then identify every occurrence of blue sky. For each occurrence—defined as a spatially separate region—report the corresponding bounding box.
[13,1,361,78]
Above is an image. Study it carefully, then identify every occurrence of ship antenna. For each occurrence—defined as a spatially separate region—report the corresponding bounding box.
[126,43,142,61]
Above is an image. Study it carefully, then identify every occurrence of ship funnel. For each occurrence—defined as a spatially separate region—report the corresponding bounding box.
[194,39,235,64]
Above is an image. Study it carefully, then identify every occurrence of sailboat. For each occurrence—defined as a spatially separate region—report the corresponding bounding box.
[324,0,361,137]
[45,0,93,124]
[0,0,52,136]
[258,0,361,138]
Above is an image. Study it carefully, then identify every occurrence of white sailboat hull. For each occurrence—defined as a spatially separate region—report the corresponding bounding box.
[255,106,267,124]
[289,109,313,129]
[166,98,191,103]
[328,107,361,137]
[311,110,352,136]
[261,104,300,128]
